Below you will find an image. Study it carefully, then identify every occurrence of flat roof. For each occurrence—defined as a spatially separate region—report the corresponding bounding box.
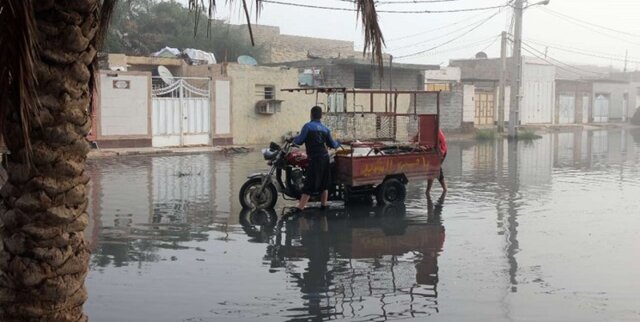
[266,57,439,71]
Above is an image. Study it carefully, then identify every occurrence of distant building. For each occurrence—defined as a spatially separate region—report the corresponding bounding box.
[450,55,556,126]
[268,57,437,90]
[238,24,360,64]
[424,67,461,92]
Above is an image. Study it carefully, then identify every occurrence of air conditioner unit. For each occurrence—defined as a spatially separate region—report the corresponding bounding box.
[255,99,283,115]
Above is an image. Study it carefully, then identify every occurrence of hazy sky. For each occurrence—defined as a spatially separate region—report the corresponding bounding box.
[176,0,640,70]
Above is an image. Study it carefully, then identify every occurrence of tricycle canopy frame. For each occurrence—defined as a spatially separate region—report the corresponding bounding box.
[281,87,442,149]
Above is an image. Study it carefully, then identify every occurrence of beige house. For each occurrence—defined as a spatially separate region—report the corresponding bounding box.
[96,54,324,147]
[221,65,317,145]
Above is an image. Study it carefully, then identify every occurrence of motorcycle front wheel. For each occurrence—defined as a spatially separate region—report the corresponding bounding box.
[239,178,278,209]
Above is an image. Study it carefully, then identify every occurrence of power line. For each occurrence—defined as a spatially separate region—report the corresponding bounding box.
[394,35,500,60]
[520,45,592,77]
[537,7,640,47]
[526,38,640,64]
[332,0,463,4]
[261,0,509,14]
[386,10,491,42]
[519,40,607,76]
[478,33,501,53]
[389,10,502,50]
[394,10,501,58]
[540,7,640,39]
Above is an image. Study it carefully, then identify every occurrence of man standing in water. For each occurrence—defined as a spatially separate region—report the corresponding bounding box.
[427,129,448,194]
[291,106,340,212]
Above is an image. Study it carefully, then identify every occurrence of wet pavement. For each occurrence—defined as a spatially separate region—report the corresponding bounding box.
[84,129,640,322]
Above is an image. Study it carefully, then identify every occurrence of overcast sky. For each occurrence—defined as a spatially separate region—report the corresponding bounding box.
[176,0,640,70]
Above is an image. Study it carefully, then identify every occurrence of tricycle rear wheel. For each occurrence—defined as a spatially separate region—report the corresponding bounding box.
[375,178,407,205]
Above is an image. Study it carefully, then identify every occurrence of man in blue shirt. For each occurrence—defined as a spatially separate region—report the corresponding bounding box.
[292,106,340,211]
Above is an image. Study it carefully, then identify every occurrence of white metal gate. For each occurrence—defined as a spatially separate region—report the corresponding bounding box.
[152,77,211,147]
[558,95,575,124]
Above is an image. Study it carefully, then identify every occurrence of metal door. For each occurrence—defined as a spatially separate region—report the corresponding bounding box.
[474,91,495,126]
[152,77,211,147]
[593,94,609,123]
[558,95,575,124]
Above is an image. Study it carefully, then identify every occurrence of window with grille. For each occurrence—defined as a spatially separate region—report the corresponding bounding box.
[256,85,275,99]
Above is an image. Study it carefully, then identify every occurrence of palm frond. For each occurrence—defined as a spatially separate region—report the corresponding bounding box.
[0,0,39,162]
[355,0,385,73]
[186,0,384,69]
[188,1,261,45]
[96,0,118,48]
[90,0,119,129]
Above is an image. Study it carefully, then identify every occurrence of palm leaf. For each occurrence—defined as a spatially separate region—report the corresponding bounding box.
[0,0,39,161]
[187,0,385,69]
[0,0,384,158]
[355,0,385,72]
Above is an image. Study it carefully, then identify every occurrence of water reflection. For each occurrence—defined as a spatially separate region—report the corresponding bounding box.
[83,128,640,322]
[239,200,446,321]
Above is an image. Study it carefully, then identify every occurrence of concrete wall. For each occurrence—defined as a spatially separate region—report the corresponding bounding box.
[97,71,152,147]
[242,24,356,64]
[555,80,592,124]
[592,82,628,121]
[226,65,317,145]
[425,67,461,82]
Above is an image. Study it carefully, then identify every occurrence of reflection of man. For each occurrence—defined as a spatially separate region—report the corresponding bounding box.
[427,129,448,194]
[291,106,340,212]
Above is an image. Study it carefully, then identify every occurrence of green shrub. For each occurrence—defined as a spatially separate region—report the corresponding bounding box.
[475,129,498,141]
[517,129,542,141]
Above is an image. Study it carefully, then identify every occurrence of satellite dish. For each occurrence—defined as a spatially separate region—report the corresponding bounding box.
[157,65,175,85]
[237,55,258,66]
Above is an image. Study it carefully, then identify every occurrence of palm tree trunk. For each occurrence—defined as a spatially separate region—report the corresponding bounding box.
[0,1,101,321]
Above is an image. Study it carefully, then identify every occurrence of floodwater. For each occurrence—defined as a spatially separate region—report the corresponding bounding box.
[84,129,640,322]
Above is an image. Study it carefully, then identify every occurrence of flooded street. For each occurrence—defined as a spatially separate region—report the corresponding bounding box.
[84,129,640,322]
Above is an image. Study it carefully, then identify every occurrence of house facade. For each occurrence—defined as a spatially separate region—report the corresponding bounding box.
[450,56,556,127]
[555,79,592,124]
[95,56,320,147]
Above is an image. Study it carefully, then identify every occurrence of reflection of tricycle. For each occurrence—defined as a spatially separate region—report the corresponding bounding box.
[238,203,445,301]
[239,88,443,209]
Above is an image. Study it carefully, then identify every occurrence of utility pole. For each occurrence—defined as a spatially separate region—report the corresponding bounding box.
[498,31,507,132]
[624,50,628,72]
[508,0,524,138]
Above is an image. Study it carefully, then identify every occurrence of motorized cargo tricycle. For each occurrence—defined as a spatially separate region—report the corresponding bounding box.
[239,88,444,209]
